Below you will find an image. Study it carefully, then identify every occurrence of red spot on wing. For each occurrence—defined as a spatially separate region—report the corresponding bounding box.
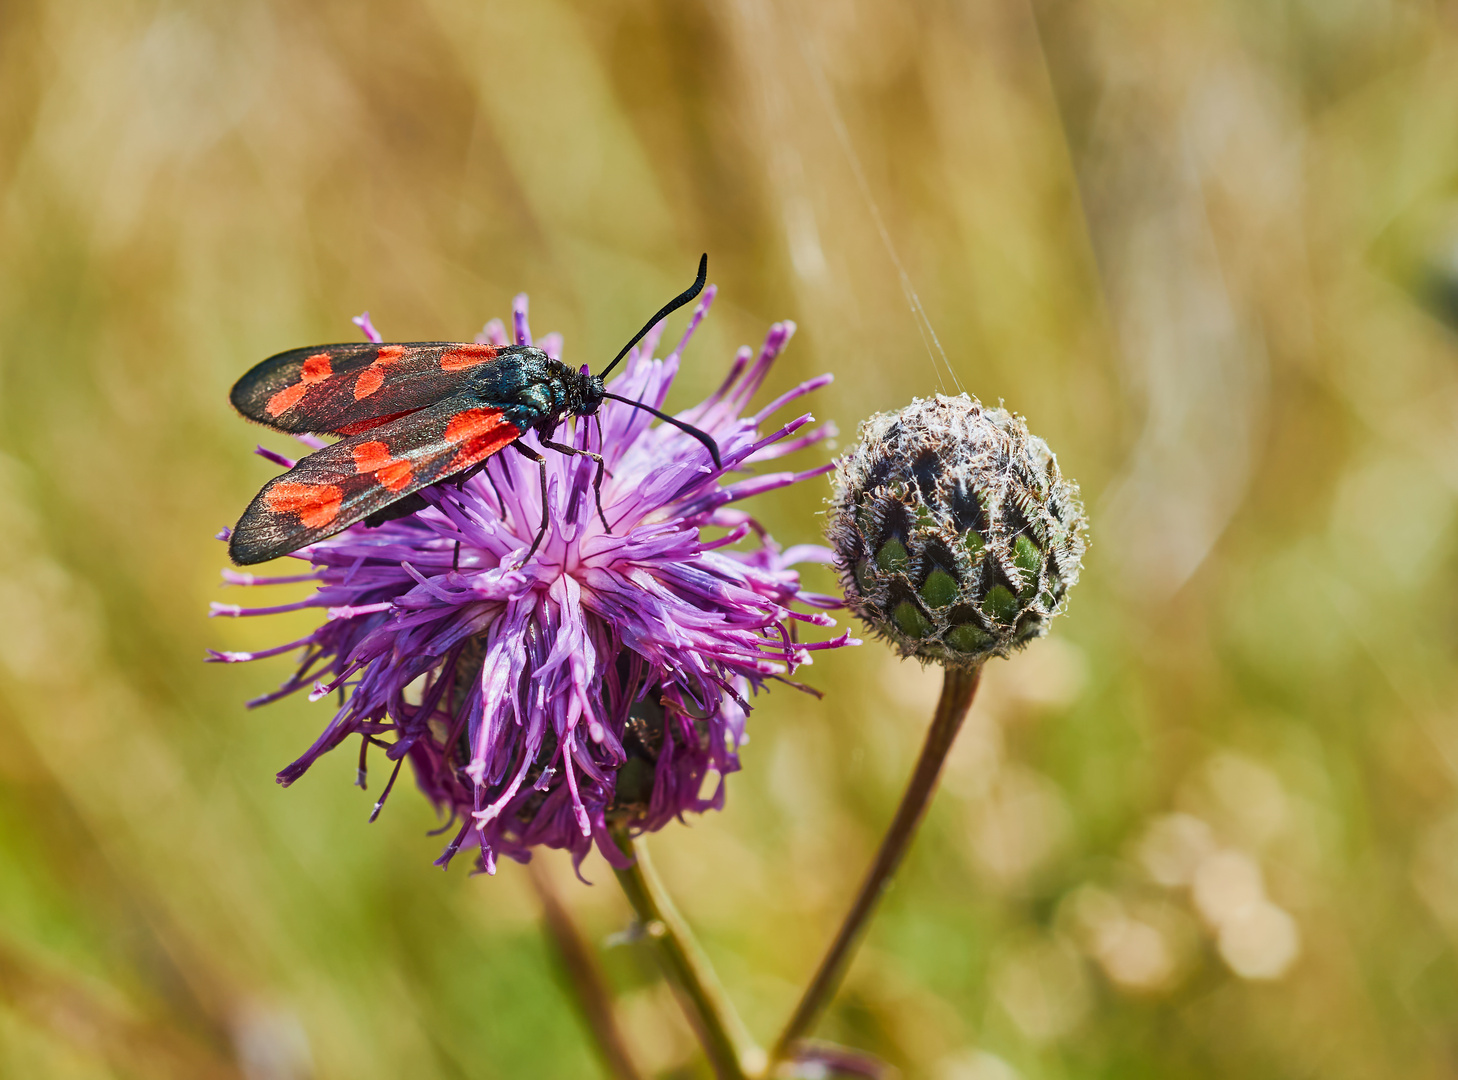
[354,368,385,400]
[377,460,413,491]
[266,382,307,416]
[353,345,408,401]
[351,441,393,472]
[352,440,414,492]
[301,353,333,383]
[444,407,508,444]
[447,421,520,473]
[265,481,343,529]
[440,344,497,371]
[266,351,336,416]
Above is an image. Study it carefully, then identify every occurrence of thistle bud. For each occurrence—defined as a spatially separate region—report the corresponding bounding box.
[826,393,1087,668]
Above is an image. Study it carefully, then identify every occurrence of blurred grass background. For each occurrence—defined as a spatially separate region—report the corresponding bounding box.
[3,0,1458,1076]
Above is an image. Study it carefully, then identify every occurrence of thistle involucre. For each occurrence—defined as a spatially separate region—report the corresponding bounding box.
[826,393,1087,668]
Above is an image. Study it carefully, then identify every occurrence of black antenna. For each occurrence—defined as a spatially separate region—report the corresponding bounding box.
[597,254,708,381]
[602,391,723,470]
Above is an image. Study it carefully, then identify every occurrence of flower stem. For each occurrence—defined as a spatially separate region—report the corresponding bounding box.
[609,825,761,1080]
[528,860,645,1080]
[771,663,983,1063]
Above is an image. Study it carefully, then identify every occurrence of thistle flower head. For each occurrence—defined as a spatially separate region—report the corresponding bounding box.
[825,393,1086,668]
[211,288,850,874]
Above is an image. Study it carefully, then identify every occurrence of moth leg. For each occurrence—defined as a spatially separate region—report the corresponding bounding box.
[450,459,491,490]
[541,438,610,534]
[510,440,551,563]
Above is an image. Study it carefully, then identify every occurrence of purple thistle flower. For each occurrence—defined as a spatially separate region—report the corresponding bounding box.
[211,286,852,875]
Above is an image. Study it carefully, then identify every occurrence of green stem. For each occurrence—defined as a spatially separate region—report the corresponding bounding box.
[771,663,983,1064]
[609,825,760,1080]
[528,860,645,1080]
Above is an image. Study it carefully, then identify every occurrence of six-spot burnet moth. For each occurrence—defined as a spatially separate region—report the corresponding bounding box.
[226,256,722,565]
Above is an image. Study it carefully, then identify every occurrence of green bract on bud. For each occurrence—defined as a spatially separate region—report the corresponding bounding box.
[826,393,1087,668]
